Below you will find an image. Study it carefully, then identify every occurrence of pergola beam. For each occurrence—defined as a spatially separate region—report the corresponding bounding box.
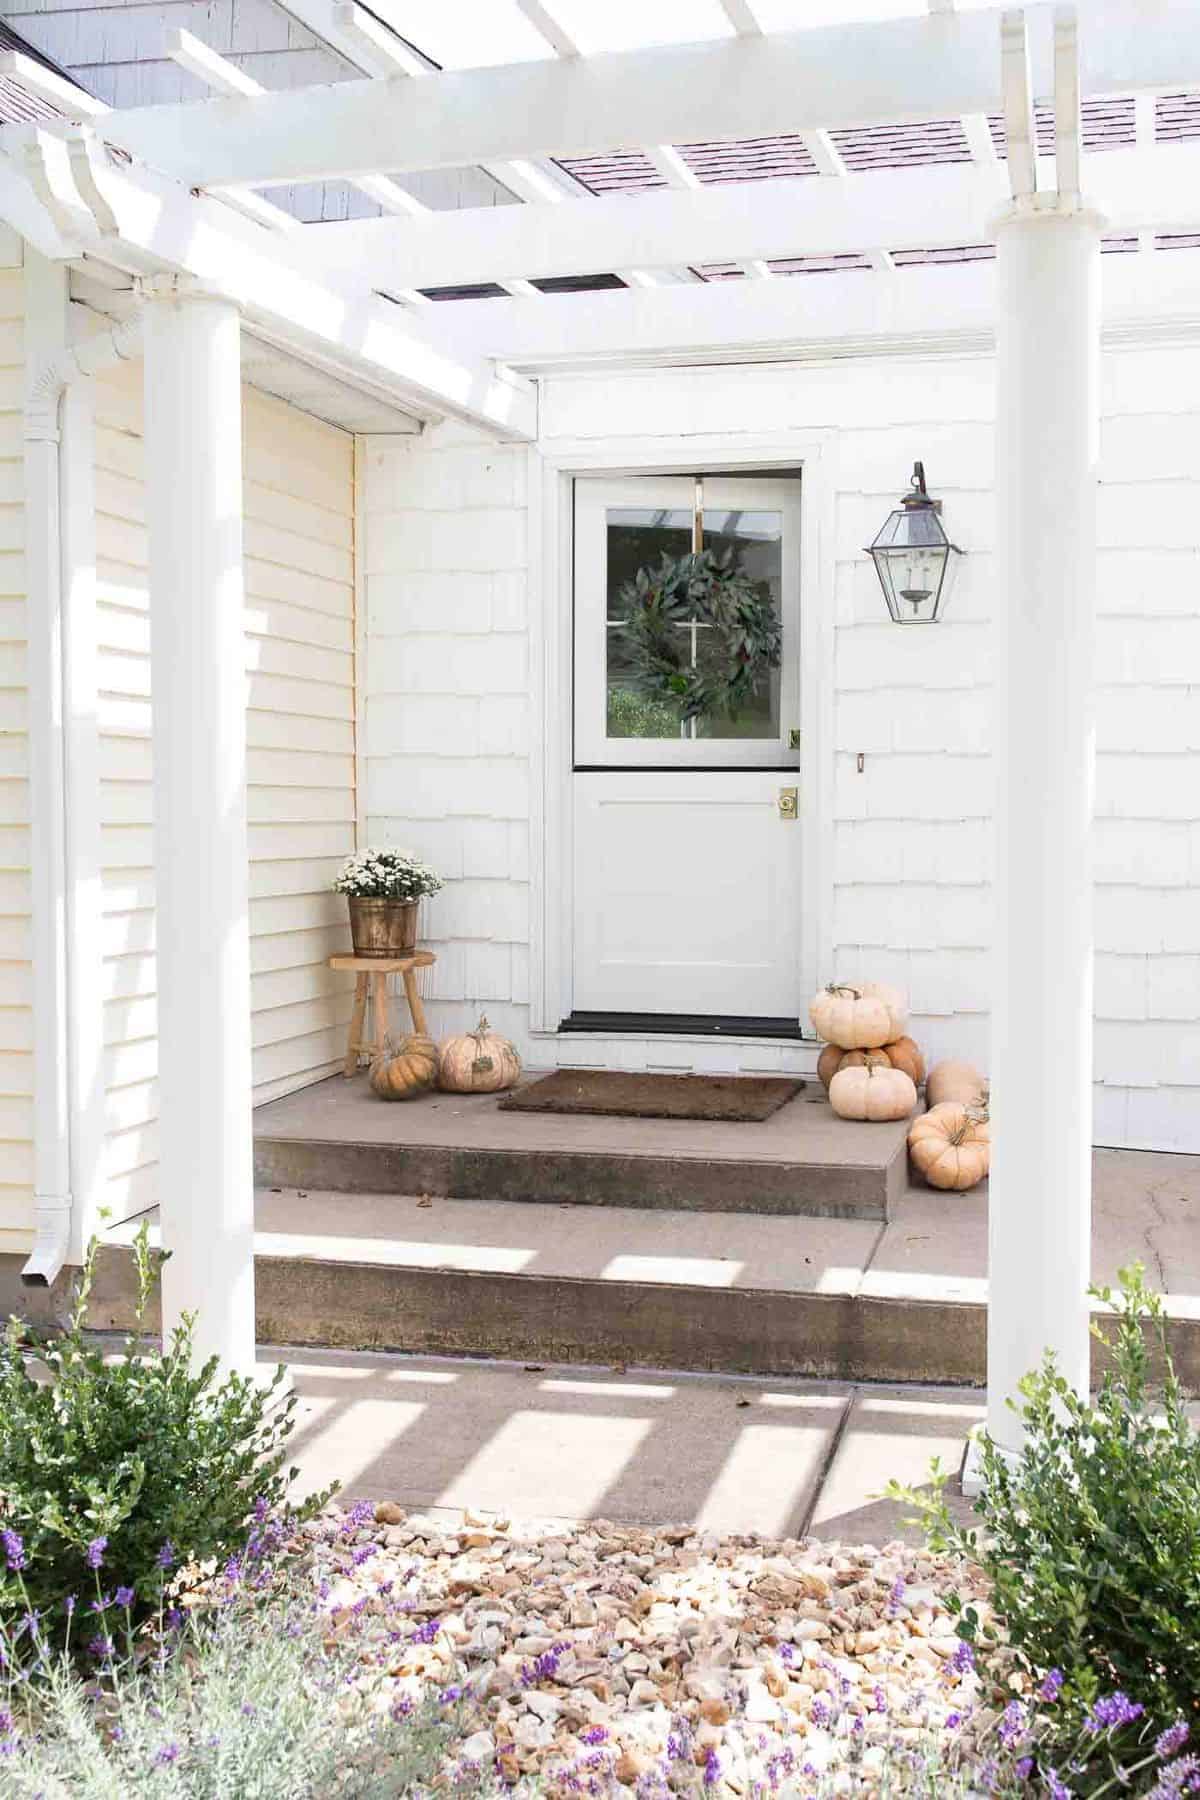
[411,247,1200,369]
[82,2,1200,193]
[84,10,1025,189]
[291,145,1198,292]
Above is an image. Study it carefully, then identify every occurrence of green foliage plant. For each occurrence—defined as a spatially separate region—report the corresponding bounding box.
[618,546,782,724]
[886,1264,1200,1726]
[0,1222,330,1643]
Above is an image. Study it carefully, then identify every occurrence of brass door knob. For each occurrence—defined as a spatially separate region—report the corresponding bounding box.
[778,787,798,820]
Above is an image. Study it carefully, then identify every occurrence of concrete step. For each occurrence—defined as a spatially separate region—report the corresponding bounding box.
[91,1183,1200,1392]
[253,1078,909,1222]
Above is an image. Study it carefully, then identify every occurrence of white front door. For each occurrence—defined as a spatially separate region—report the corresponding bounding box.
[570,476,803,1028]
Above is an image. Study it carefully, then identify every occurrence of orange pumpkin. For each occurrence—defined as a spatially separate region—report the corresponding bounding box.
[369,1034,439,1100]
[438,1015,521,1094]
[818,1038,925,1091]
[881,1035,926,1088]
[908,1102,991,1191]
[828,1062,917,1122]
[926,1058,987,1109]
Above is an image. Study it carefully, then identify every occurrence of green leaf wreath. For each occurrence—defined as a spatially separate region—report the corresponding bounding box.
[617,547,782,724]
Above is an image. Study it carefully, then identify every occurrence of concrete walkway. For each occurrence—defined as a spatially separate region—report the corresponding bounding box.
[274,1346,984,1545]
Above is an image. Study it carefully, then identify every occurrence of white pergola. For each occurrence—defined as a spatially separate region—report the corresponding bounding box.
[6,0,1199,1444]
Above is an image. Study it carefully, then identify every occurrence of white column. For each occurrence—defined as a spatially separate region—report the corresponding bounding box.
[143,282,256,1377]
[988,207,1101,1452]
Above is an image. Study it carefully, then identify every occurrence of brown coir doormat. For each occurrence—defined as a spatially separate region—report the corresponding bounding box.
[498,1070,805,1123]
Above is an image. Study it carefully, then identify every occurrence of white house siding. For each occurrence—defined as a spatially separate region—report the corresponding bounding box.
[0,239,30,1248]
[94,361,357,1222]
[363,349,1200,1155]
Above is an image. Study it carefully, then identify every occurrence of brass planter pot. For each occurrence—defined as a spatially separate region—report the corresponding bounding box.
[347,896,419,957]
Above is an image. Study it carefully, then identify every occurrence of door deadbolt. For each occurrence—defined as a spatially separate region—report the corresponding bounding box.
[778,786,798,820]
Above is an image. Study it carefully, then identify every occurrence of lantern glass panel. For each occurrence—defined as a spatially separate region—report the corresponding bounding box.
[868,502,957,624]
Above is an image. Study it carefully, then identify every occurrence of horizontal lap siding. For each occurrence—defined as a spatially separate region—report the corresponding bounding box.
[95,365,356,1221]
[365,354,1200,1150]
[0,252,29,1246]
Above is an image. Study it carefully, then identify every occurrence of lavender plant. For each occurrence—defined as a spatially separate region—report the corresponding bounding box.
[886,1264,1200,1730]
[0,1221,330,1647]
[0,1508,500,1799]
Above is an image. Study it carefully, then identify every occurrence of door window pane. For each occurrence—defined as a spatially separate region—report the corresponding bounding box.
[605,507,783,741]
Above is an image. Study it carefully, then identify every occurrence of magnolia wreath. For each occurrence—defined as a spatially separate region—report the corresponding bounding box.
[617,548,783,724]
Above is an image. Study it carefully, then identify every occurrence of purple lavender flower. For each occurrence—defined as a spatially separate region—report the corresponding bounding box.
[1015,1758,1034,1781]
[1158,1724,1192,1760]
[114,1587,135,1611]
[165,1607,183,1631]
[253,1496,269,1524]
[410,1618,440,1645]
[945,1713,963,1731]
[64,1594,76,1618]
[887,1576,905,1616]
[84,1536,107,1570]
[1085,1693,1145,1733]
[152,1743,181,1768]
[581,1727,608,1746]
[0,1710,12,1735]
[223,1555,243,1586]
[1046,1774,1073,1800]
[87,1634,114,1659]
[352,1545,376,1567]
[1148,1754,1200,1800]
[998,1699,1028,1748]
[810,1695,832,1728]
[949,1639,975,1675]
[240,1703,256,1717]
[1,1529,25,1573]
[1038,1668,1065,1704]
[702,1747,721,1788]
[156,1541,175,1572]
[439,1684,463,1705]
[874,1685,887,1714]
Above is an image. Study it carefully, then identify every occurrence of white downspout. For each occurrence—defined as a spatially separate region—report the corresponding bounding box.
[22,253,142,1287]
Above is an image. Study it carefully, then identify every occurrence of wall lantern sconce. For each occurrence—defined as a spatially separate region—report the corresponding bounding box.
[865,462,963,624]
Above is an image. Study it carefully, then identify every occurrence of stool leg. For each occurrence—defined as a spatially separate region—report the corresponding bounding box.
[344,973,368,1077]
[372,973,390,1057]
[401,966,429,1036]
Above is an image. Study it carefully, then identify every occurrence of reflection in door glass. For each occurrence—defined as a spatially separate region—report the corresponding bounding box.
[605,507,783,740]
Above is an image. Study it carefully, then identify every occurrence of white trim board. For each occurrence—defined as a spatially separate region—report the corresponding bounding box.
[527,431,837,1041]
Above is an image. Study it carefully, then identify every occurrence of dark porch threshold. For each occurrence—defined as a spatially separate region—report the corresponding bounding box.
[558,1010,808,1040]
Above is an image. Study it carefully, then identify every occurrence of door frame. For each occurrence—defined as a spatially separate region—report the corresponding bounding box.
[527,430,837,1045]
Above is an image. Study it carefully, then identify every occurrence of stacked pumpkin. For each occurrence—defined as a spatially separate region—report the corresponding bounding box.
[809,982,923,1122]
[908,1058,990,1192]
[370,1014,522,1102]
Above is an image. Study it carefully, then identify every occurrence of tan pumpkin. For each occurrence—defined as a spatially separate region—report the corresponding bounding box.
[438,1014,521,1094]
[908,1102,991,1191]
[828,1062,917,1122]
[369,1034,439,1101]
[809,981,908,1051]
[881,1035,926,1088]
[926,1058,987,1109]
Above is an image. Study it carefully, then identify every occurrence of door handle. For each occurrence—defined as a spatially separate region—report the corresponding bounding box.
[777,786,798,820]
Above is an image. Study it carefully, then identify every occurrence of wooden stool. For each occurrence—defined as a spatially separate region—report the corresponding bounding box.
[329,951,436,1076]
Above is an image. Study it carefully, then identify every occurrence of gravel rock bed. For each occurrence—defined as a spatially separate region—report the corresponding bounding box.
[305,1502,993,1793]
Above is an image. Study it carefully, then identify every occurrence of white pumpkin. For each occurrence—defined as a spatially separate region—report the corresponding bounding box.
[809,981,909,1051]
[437,1014,522,1094]
[926,1059,987,1110]
[828,1062,917,1122]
